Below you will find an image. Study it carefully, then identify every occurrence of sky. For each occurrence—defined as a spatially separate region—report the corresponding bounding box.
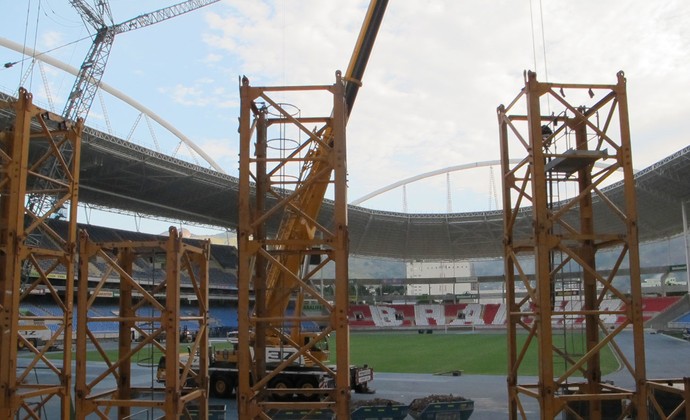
[1,0,689,235]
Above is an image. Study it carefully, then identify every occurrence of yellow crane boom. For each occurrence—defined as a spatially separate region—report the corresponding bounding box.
[261,0,389,324]
[237,2,388,416]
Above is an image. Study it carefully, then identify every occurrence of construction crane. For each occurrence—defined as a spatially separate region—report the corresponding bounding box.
[156,5,389,416]
[258,0,388,327]
[65,0,220,123]
[23,0,220,279]
[236,1,389,417]
[25,0,219,214]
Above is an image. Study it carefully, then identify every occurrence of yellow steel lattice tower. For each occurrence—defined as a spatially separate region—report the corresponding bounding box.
[238,72,350,419]
[498,71,647,419]
[0,88,82,419]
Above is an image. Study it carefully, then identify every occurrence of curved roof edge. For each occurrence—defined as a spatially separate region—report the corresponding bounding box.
[2,91,688,261]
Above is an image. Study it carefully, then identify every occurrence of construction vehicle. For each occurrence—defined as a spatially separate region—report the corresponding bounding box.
[17,323,52,350]
[156,337,374,399]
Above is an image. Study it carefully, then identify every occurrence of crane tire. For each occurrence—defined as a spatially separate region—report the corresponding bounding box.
[211,374,233,398]
[268,377,293,401]
[296,376,320,401]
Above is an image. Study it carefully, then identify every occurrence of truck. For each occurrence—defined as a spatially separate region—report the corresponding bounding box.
[17,323,53,350]
[156,336,374,399]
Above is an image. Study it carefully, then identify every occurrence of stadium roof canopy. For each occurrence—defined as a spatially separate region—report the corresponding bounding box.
[1,96,689,260]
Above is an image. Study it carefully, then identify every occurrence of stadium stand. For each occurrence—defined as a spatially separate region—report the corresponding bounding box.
[641,297,681,321]
[21,295,683,337]
[414,304,444,326]
[483,303,501,325]
[654,295,690,330]
[598,299,623,325]
[347,297,681,330]
[348,305,375,327]
[79,223,124,243]
[444,304,463,323]
[462,303,484,325]
[209,306,238,328]
[390,304,415,326]
[210,245,238,269]
[491,304,506,325]
[24,221,688,334]
[370,305,403,327]
[209,267,238,289]
[672,313,690,325]
[557,300,581,326]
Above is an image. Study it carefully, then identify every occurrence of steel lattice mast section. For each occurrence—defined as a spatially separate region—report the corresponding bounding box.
[0,89,83,419]
[498,71,647,419]
[238,72,349,418]
[238,2,387,417]
[76,228,210,419]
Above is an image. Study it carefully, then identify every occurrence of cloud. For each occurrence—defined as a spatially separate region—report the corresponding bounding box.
[200,1,541,207]
[204,53,223,63]
[39,31,65,50]
[159,80,238,109]
[160,84,204,106]
[6,0,688,214]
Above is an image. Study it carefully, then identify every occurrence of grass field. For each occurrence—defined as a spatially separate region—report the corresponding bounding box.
[43,330,619,377]
[348,331,619,376]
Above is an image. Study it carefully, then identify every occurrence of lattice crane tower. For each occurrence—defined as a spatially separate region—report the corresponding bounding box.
[498,71,647,419]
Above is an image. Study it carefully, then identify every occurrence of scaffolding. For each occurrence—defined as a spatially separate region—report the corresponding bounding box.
[498,71,647,419]
[0,88,213,419]
[237,72,350,418]
[75,227,210,419]
[0,88,82,418]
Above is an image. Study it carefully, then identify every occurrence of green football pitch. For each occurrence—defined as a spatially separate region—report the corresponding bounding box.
[43,330,619,377]
[347,331,619,376]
